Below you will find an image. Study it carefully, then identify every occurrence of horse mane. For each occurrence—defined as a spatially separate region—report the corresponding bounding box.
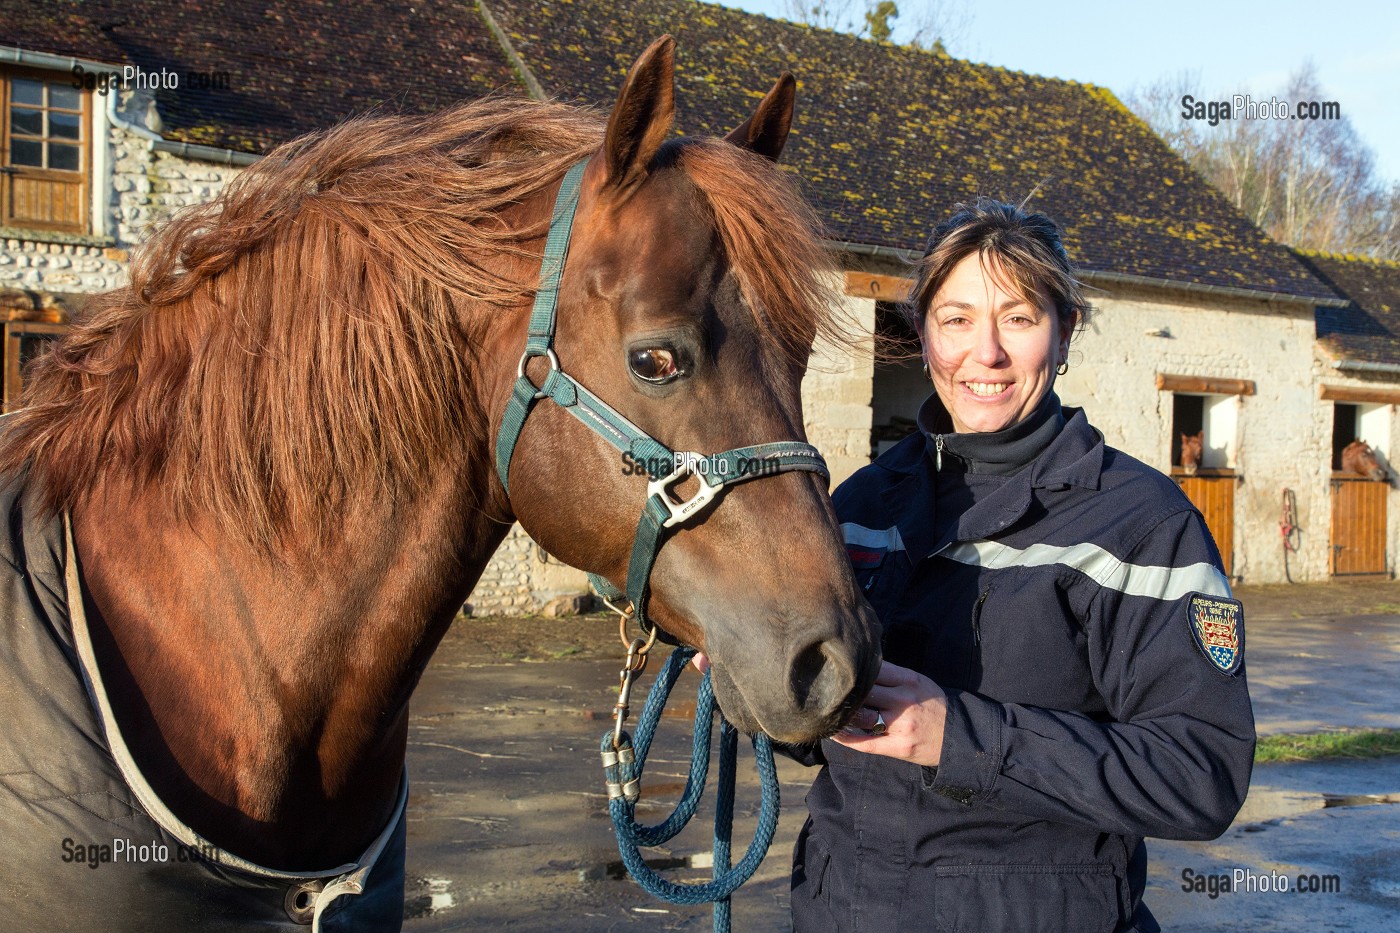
[0,97,842,549]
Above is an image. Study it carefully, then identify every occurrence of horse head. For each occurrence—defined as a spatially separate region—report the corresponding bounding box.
[1342,439,1388,482]
[1181,431,1203,476]
[495,37,881,743]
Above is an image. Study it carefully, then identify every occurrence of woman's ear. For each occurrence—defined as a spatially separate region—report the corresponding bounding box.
[1059,310,1077,359]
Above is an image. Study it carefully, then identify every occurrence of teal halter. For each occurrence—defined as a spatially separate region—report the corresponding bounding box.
[494,160,830,631]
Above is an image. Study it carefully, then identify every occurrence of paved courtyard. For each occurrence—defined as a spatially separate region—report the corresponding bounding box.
[402,581,1400,930]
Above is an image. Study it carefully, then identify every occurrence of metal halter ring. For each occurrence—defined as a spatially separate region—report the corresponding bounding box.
[516,348,561,399]
[617,611,658,658]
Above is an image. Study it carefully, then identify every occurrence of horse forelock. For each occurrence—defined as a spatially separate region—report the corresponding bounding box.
[670,138,851,367]
[0,98,606,549]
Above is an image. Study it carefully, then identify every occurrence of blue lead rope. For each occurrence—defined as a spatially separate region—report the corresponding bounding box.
[601,648,780,931]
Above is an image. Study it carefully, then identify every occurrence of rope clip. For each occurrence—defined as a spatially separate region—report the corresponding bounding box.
[611,636,650,751]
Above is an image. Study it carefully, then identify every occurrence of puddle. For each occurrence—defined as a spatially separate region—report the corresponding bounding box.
[403,876,457,918]
[577,851,715,883]
[1236,786,1400,826]
[1322,792,1400,808]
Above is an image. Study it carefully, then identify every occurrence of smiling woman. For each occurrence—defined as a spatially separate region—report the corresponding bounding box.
[787,198,1256,933]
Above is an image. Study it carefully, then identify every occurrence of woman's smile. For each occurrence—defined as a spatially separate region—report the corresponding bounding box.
[923,253,1068,434]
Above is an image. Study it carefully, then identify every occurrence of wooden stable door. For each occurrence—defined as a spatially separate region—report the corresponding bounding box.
[1330,477,1388,576]
[1175,473,1235,577]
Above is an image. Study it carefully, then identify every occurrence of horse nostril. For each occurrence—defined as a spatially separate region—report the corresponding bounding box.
[788,638,855,715]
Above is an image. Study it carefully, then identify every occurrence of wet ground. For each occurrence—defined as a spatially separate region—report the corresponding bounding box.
[402,582,1400,930]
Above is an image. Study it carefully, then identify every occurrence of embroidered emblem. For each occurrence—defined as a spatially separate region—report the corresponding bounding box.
[1188,594,1243,675]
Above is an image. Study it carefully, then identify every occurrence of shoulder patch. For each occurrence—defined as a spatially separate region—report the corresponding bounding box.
[1188,593,1243,675]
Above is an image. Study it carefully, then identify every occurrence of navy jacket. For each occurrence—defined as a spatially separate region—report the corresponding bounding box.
[791,405,1255,933]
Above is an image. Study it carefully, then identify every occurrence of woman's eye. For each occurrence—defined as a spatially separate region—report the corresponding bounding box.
[629,348,682,384]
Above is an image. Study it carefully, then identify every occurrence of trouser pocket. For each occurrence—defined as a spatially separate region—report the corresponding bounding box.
[933,862,1121,933]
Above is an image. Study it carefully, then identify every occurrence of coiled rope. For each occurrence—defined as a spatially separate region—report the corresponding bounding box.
[601,647,780,931]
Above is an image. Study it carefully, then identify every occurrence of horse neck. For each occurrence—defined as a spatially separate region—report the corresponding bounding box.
[72,424,513,869]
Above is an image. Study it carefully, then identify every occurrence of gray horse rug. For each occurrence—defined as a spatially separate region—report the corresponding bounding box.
[0,472,408,931]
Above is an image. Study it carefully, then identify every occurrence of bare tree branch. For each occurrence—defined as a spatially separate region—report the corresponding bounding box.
[1125,63,1397,260]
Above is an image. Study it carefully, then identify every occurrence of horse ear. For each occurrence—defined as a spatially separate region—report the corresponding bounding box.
[725,73,796,162]
[602,35,676,190]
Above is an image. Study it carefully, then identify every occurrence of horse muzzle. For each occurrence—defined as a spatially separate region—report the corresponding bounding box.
[703,604,882,745]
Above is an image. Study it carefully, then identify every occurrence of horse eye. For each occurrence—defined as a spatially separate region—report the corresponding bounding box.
[629,348,682,384]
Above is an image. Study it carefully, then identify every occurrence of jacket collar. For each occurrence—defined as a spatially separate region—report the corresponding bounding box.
[878,397,1105,561]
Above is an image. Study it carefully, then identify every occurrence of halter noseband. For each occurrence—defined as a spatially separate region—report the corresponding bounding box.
[494,160,829,634]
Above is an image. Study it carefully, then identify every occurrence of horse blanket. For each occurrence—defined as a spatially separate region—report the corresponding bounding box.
[0,471,407,931]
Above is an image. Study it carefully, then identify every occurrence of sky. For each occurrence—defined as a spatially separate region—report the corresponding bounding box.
[712,0,1400,183]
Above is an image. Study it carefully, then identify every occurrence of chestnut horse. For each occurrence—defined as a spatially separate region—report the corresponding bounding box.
[1180,431,1204,475]
[0,38,879,930]
[1342,439,1388,481]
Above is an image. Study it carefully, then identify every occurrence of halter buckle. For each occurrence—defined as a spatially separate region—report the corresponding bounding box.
[516,348,561,400]
[648,453,723,528]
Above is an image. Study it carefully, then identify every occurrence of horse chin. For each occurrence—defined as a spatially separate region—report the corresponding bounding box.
[707,659,858,745]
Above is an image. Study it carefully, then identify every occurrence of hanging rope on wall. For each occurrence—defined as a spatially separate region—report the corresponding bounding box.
[1280,488,1301,584]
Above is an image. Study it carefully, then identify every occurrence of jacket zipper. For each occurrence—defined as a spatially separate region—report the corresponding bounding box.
[971,587,989,645]
[934,434,944,471]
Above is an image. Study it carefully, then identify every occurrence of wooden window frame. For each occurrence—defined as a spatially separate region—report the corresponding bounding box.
[1155,373,1255,396]
[1321,384,1400,406]
[1,66,92,234]
[3,320,66,412]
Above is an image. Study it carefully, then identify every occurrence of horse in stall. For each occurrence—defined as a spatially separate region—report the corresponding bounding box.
[0,37,880,930]
[1180,431,1204,475]
[1342,439,1388,481]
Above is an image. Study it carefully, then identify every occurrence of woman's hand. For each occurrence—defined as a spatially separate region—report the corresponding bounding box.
[831,660,948,767]
[690,652,710,675]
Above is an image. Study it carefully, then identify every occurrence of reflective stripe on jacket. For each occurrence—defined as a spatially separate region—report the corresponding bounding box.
[792,407,1255,933]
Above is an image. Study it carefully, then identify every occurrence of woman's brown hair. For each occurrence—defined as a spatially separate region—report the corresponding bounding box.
[905,198,1091,337]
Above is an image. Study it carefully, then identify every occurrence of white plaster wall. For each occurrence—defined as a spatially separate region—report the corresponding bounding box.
[1056,286,1330,583]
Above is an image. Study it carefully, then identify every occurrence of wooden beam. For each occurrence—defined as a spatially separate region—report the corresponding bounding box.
[1321,384,1400,405]
[1155,373,1256,396]
[844,271,914,303]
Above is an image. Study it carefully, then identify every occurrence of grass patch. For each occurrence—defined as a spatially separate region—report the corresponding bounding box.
[1256,728,1400,763]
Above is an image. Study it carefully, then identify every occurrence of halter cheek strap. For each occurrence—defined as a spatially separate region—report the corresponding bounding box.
[493,160,829,630]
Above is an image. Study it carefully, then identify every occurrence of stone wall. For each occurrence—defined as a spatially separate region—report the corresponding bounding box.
[1056,284,1332,583]
[801,283,877,487]
[1,87,241,296]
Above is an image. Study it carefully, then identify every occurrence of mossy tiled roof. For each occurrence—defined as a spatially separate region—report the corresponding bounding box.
[1295,252,1400,366]
[489,0,1335,303]
[3,0,1337,303]
[0,0,523,154]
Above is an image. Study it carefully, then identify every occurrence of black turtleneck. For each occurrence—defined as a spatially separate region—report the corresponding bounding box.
[915,391,1067,551]
[917,390,1066,476]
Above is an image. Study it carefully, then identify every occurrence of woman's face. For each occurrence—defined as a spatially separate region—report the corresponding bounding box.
[922,253,1070,434]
